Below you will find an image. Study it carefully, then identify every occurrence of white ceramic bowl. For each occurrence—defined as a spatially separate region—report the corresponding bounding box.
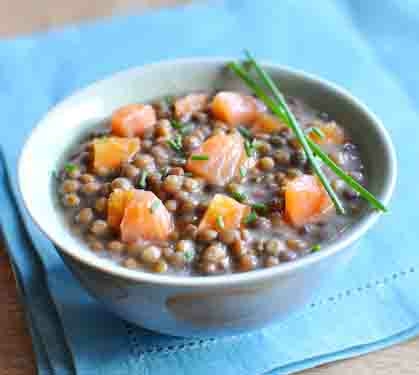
[18,59,397,337]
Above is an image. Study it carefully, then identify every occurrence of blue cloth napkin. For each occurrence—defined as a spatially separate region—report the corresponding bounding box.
[1,0,419,373]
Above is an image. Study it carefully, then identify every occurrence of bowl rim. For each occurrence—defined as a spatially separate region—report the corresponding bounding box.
[18,57,397,287]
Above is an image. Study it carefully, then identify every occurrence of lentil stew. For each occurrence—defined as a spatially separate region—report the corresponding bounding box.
[57,91,365,276]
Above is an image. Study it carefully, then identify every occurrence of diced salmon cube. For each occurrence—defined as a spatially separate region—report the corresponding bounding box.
[120,190,173,243]
[210,91,260,126]
[252,113,287,134]
[93,137,140,172]
[174,93,209,119]
[198,194,250,232]
[285,174,334,227]
[111,104,156,137]
[186,132,248,185]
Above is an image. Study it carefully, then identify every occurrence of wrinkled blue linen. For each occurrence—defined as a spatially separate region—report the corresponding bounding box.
[0,1,418,373]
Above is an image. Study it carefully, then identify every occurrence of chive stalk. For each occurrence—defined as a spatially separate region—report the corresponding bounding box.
[228,51,387,213]
[228,60,345,214]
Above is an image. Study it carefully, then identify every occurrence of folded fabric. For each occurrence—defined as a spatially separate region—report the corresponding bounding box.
[1,0,419,374]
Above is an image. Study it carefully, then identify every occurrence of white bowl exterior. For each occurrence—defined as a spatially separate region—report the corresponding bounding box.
[61,241,358,337]
[18,59,397,336]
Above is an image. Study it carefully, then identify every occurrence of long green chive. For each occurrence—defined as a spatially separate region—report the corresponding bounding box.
[231,191,247,203]
[228,58,345,215]
[191,154,209,161]
[244,210,258,225]
[138,170,148,189]
[239,166,247,178]
[251,202,269,215]
[244,51,386,212]
[150,200,160,213]
[238,126,253,139]
[306,127,325,139]
[64,163,77,174]
[216,215,225,230]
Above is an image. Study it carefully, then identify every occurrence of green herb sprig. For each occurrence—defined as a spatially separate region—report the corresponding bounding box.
[228,51,386,213]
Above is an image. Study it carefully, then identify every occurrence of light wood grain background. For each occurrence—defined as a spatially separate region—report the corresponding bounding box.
[0,1,417,374]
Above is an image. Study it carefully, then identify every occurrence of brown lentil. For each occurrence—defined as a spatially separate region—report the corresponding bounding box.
[111,177,132,191]
[95,197,108,214]
[62,193,80,207]
[265,256,280,267]
[108,240,125,253]
[90,220,109,237]
[197,229,218,242]
[141,246,162,264]
[80,173,95,183]
[81,182,101,195]
[62,179,80,193]
[238,254,257,272]
[258,157,275,171]
[76,208,94,225]
[219,229,240,245]
[163,175,183,193]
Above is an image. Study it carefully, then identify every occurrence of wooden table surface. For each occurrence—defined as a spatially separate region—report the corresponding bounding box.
[0,1,417,374]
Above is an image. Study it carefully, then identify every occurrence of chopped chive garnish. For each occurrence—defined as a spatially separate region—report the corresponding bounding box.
[216,215,225,230]
[251,203,269,215]
[171,120,184,130]
[306,127,325,139]
[231,191,247,203]
[150,200,160,213]
[64,163,77,173]
[239,166,247,178]
[184,172,194,177]
[138,170,148,189]
[167,134,183,153]
[244,139,255,157]
[191,154,209,161]
[180,124,194,135]
[244,210,258,225]
[184,250,194,262]
[238,126,253,139]
[311,244,321,253]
